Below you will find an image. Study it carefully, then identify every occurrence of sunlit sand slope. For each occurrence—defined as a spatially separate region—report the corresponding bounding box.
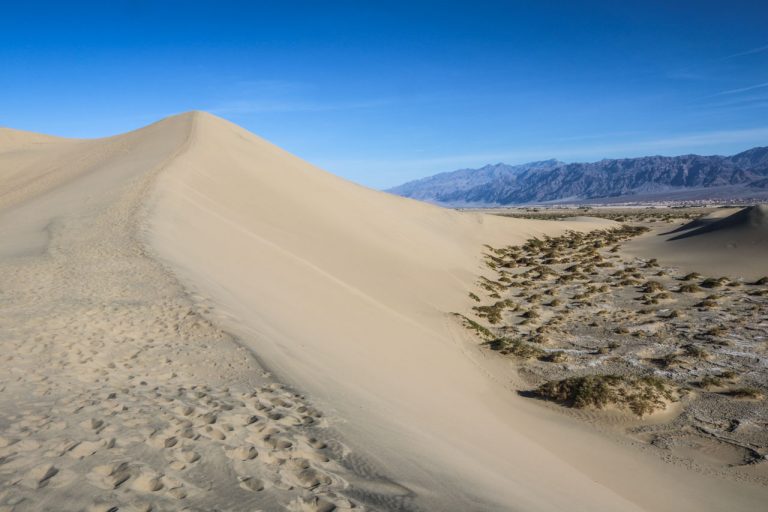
[147,112,767,511]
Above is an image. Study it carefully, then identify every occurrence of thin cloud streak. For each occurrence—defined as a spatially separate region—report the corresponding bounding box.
[722,43,768,60]
[710,82,768,97]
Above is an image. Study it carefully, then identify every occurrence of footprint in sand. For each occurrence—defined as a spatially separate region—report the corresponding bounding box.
[21,463,58,489]
[238,476,264,492]
[88,462,131,489]
[131,470,164,492]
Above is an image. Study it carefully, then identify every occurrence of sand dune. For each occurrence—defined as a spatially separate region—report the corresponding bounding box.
[147,113,765,510]
[1,112,766,511]
[662,207,740,235]
[627,205,768,279]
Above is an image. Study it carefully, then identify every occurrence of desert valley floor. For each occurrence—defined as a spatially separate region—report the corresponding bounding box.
[0,112,767,512]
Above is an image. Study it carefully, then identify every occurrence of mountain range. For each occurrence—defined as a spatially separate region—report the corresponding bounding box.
[386,147,768,205]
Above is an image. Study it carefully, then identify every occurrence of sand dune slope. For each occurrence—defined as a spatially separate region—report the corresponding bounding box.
[147,112,767,511]
[628,205,768,279]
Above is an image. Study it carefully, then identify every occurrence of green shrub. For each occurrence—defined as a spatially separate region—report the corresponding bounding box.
[535,375,674,416]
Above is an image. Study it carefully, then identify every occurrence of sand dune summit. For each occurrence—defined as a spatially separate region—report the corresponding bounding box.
[0,112,766,511]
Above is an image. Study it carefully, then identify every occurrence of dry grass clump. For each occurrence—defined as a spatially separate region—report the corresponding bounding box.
[535,374,674,416]
[683,344,709,359]
[703,325,726,336]
[680,272,701,281]
[677,284,702,293]
[454,313,493,340]
[542,351,568,363]
[520,309,540,319]
[468,292,481,302]
[724,387,764,399]
[473,299,515,324]
[700,277,727,289]
[496,339,545,359]
[750,276,768,285]
[641,280,665,293]
[697,371,737,389]
[653,353,683,368]
[699,299,720,309]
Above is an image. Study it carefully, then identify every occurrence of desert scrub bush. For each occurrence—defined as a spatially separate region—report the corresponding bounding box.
[503,339,545,359]
[482,244,506,256]
[542,351,568,363]
[654,353,683,368]
[698,375,726,389]
[484,337,510,351]
[700,277,727,289]
[682,344,709,359]
[694,299,717,309]
[473,299,515,324]
[751,276,768,285]
[468,292,481,302]
[478,276,506,293]
[535,375,674,416]
[677,284,702,293]
[725,387,764,399]
[454,313,493,340]
[641,280,665,293]
[680,272,701,281]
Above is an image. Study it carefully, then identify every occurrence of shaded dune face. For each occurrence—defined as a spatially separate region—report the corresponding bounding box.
[626,205,768,280]
[667,205,768,240]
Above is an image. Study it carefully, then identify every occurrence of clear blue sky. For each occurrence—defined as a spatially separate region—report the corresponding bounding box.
[2,1,767,188]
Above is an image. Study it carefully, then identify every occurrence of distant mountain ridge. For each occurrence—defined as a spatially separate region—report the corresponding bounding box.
[386,147,768,205]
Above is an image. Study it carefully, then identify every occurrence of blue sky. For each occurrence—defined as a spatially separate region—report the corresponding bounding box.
[1,1,767,188]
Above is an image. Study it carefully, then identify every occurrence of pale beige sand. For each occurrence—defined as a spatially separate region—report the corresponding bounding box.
[1,112,766,511]
[144,112,767,510]
[626,206,768,280]
[0,116,359,512]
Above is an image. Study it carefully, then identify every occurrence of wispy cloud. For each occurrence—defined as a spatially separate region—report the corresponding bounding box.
[722,44,768,60]
[709,81,768,97]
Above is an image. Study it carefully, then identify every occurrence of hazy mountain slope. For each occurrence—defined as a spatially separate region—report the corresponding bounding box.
[387,159,563,204]
[388,148,768,205]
